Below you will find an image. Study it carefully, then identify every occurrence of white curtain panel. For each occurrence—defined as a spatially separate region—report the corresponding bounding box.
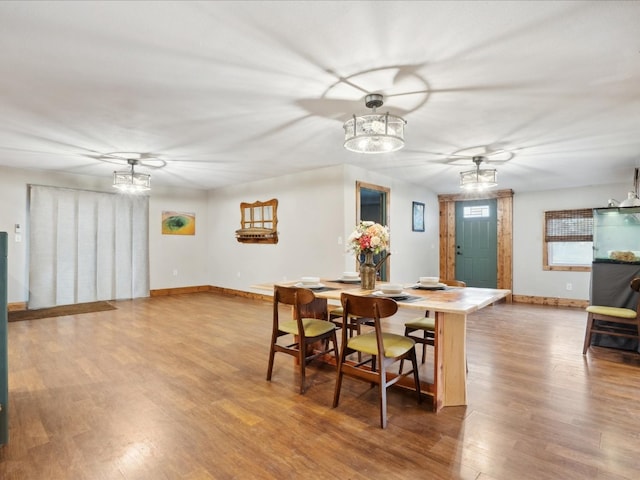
[29,185,149,309]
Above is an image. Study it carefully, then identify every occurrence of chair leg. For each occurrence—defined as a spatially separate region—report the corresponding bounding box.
[333,357,345,408]
[582,313,594,354]
[266,336,277,381]
[410,349,422,404]
[421,330,427,364]
[379,367,388,429]
[370,355,378,387]
[298,342,307,394]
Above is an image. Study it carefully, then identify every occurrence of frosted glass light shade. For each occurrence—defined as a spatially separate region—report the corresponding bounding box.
[460,168,498,190]
[343,113,406,153]
[113,170,151,193]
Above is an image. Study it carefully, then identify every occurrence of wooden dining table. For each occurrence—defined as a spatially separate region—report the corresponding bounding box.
[253,279,511,412]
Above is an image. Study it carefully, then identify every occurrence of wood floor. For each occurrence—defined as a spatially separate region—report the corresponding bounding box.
[1,292,639,479]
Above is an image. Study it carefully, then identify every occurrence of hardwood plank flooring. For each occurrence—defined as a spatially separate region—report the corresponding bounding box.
[1,292,639,479]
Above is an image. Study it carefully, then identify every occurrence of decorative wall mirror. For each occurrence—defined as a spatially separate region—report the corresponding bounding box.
[235,198,278,244]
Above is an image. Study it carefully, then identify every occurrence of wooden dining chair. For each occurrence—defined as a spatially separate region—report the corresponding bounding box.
[332,292,421,428]
[404,279,466,364]
[583,277,640,354]
[267,285,338,394]
[328,306,368,337]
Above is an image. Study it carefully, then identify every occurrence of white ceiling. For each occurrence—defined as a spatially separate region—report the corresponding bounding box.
[1,0,639,194]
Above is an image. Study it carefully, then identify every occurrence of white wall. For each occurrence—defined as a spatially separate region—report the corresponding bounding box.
[514,182,628,300]
[342,164,440,283]
[207,164,440,292]
[1,163,631,306]
[148,186,209,290]
[0,165,209,303]
[207,165,347,290]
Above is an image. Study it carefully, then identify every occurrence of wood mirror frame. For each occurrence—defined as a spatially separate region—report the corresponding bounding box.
[235,198,279,244]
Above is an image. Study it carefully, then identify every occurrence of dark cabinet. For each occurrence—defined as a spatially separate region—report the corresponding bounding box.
[1,232,7,445]
[590,262,640,352]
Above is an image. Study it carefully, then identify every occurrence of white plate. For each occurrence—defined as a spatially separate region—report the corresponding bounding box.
[373,291,410,298]
[339,277,360,283]
[295,282,325,289]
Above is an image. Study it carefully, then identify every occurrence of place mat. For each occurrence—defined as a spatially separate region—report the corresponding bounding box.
[329,279,361,284]
[396,295,423,303]
[308,286,340,293]
[367,294,422,302]
[410,284,447,291]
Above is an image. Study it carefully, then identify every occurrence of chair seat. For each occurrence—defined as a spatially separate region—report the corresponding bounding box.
[279,317,336,337]
[405,317,436,330]
[347,332,415,357]
[586,305,636,319]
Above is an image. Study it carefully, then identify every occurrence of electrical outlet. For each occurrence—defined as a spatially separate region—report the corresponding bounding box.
[172,269,178,276]
[566,283,572,291]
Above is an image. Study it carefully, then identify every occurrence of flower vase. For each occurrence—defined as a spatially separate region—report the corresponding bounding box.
[360,251,376,290]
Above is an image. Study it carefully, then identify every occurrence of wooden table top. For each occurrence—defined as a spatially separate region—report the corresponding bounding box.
[253,280,511,315]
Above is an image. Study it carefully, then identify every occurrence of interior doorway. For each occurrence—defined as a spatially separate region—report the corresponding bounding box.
[356,181,390,281]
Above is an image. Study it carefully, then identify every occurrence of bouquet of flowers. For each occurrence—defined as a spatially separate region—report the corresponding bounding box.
[347,221,390,256]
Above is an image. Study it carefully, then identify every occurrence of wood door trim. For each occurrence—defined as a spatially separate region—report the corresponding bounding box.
[356,181,391,280]
[438,189,513,300]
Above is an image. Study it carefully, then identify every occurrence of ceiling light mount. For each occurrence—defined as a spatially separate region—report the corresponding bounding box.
[364,93,384,109]
[113,157,151,193]
[459,156,498,191]
[343,94,406,154]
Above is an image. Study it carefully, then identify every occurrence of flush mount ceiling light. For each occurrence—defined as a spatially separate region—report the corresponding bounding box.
[460,156,498,191]
[113,157,151,193]
[343,94,406,153]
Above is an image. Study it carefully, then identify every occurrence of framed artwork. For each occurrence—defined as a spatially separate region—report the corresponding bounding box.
[162,211,196,235]
[412,201,425,232]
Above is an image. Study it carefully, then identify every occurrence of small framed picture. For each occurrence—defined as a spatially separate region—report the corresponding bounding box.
[412,201,425,232]
[162,211,196,235]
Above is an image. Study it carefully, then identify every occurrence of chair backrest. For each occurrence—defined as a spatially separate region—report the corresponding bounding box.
[440,279,466,287]
[340,292,398,320]
[340,292,398,356]
[273,285,316,330]
[631,277,640,316]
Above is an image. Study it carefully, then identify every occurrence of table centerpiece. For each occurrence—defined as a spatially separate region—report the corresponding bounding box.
[347,221,390,290]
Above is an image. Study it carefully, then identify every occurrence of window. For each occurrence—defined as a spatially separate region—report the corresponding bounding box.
[543,208,593,271]
[463,205,490,218]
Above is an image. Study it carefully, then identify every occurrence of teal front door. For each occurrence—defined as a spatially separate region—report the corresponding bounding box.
[454,199,498,288]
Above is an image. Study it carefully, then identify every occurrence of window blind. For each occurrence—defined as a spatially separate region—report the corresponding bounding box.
[544,208,593,242]
[29,185,149,309]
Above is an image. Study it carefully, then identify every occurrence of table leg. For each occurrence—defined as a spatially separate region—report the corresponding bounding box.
[437,311,467,408]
